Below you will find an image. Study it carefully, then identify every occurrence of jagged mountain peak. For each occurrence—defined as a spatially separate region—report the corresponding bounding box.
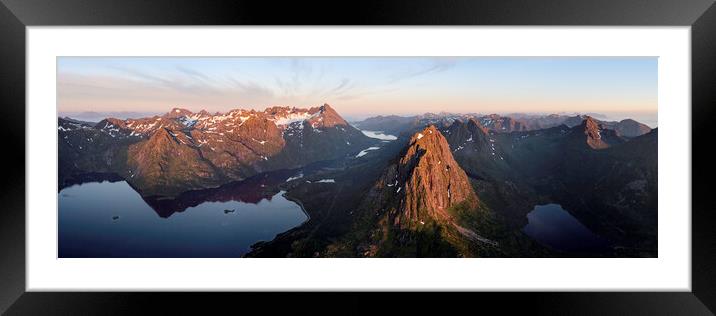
[466,118,489,135]
[307,103,347,128]
[318,103,334,111]
[576,116,607,149]
[444,118,492,154]
[574,116,625,150]
[407,124,441,145]
[581,115,602,137]
[385,126,478,228]
[89,104,357,139]
[60,104,375,197]
[252,104,348,129]
[581,115,599,126]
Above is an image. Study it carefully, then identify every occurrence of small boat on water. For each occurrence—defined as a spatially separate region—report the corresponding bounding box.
[224,209,236,214]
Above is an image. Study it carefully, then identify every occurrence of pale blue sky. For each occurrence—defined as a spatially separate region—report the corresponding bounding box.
[58,57,657,124]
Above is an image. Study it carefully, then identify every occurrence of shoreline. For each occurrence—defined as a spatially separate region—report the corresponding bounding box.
[242,190,312,257]
[281,191,312,225]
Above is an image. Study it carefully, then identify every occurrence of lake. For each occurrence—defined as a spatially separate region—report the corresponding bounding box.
[58,180,308,257]
[523,203,611,253]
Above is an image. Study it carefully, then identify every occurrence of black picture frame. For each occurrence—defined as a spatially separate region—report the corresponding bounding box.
[1,0,715,314]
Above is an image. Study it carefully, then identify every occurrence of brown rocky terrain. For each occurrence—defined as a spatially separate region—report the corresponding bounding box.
[329,125,497,257]
[387,125,478,227]
[576,116,626,149]
[58,104,375,196]
[59,106,658,258]
[247,114,657,258]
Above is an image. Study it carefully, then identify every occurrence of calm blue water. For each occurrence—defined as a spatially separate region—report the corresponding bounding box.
[523,204,611,253]
[58,181,308,257]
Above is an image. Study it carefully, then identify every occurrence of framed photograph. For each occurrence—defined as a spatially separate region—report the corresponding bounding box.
[2,0,715,314]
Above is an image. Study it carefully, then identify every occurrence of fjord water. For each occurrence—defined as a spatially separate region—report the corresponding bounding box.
[58,181,308,257]
[523,204,611,253]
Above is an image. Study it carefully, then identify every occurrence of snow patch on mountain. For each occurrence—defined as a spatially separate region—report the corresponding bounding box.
[273,112,314,126]
[356,147,380,158]
[178,116,197,127]
[285,173,304,182]
[360,130,397,141]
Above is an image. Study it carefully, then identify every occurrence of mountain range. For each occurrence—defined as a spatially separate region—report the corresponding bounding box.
[353,112,652,138]
[59,105,657,257]
[59,104,373,196]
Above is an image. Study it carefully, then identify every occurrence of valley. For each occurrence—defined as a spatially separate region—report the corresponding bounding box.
[58,105,657,258]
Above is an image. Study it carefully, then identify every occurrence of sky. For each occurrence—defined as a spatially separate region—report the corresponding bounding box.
[57,57,658,126]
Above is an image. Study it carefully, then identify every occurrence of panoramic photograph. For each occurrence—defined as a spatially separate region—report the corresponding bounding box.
[57,57,657,258]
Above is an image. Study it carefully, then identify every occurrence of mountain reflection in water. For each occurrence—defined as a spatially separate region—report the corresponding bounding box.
[58,170,308,258]
[141,169,298,218]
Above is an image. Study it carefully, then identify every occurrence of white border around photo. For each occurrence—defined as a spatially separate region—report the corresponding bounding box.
[27,26,690,291]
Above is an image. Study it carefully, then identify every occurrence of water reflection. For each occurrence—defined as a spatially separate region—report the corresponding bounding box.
[58,171,308,258]
[523,203,611,253]
[141,169,297,218]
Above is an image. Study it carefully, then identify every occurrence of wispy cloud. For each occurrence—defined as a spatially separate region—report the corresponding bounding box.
[175,66,212,83]
[388,59,459,83]
[226,77,275,101]
[327,78,352,94]
[57,57,656,120]
[110,66,175,86]
[109,66,221,96]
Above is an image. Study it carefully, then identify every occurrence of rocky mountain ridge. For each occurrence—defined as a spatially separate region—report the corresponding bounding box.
[59,105,658,258]
[382,125,478,228]
[354,112,653,138]
[58,104,374,196]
